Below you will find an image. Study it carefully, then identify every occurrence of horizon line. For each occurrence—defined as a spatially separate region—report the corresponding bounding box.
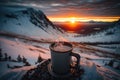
[48,17,120,22]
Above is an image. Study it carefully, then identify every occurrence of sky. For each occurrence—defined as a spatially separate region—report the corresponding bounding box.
[0,0,120,22]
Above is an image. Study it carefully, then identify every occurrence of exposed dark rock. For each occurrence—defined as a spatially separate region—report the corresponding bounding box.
[22,59,84,80]
[5,14,18,19]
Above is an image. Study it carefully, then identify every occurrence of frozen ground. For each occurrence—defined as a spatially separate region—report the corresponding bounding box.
[0,36,120,80]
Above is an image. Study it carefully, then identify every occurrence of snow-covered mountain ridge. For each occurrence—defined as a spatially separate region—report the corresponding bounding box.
[0,6,64,40]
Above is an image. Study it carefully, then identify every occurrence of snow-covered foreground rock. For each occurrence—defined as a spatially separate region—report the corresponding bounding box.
[0,37,120,80]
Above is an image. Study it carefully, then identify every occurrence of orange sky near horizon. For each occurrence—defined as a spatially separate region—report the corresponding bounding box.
[48,16,120,22]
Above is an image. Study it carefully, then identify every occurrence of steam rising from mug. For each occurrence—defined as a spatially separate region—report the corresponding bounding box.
[52,42,71,52]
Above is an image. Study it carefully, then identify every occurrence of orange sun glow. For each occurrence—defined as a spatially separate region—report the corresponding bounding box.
[48,17,120,22]
[70,17,76,23]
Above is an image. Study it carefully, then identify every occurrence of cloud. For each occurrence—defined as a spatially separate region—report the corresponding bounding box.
[0,0,120,17]
[51,3,65,7]
[86,0,106,3]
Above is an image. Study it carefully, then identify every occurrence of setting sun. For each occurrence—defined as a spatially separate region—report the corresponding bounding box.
[67,17,78,30]
[70,17,76,23]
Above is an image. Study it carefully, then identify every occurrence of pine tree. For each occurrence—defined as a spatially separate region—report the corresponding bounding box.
[4,53,8,60]
[22,56,27,63]
[0,49,2,60]
[37,54,43,63]
[17,55,22,62]
[8,56,11,61]
[108,60,114,67]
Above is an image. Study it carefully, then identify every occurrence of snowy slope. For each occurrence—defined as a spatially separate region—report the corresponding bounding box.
[0,65,35,80]
[0,6,64,40]
[0,36,120,80]
[0,37,50,77]
[0,37,50,64]
[66,20,120,43]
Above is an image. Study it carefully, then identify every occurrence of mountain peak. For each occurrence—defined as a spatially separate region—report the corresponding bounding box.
[0,6,64,40]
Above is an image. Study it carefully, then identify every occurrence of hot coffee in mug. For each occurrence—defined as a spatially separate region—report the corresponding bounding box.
[52,42,71,52]
[50,42,80,75]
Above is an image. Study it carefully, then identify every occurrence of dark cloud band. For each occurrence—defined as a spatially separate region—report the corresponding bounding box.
[0,0,120,17]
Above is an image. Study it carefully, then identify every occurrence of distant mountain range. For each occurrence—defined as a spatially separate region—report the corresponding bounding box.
[66,19,120,43]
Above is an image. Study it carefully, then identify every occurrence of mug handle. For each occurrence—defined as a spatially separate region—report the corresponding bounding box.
[71,52,80,68]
